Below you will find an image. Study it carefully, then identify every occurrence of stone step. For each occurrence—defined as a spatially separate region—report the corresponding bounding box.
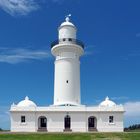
[88,128,97,131]
[63,128,72,132]
[38,128,47,132]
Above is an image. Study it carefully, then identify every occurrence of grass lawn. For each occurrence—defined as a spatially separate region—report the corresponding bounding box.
[126,129,140,132]
[0,132,140,140]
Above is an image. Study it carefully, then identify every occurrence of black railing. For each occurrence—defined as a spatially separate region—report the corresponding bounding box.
[51,38,84,49]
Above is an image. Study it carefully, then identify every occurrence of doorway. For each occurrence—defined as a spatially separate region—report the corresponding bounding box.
[88,116,97,131]
[38,116,47,131]
[64,115,71,131]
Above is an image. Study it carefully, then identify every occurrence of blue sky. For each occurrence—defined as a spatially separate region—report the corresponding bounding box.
[0,0,140,129]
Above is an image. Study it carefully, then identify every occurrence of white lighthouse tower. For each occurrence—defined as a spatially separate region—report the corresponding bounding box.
[51,15,84,106]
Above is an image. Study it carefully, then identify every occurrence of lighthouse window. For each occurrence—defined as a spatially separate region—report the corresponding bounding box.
[21,116,26,123]
[66,80,69,83]
[63,38,66,41]
[68,38,72,41]
[109,116,114,123]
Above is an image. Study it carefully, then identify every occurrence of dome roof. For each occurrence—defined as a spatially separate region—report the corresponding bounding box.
[99,97,116,107]
[17,96,37,107]
[59,14,76,28]
[60,21,75,27]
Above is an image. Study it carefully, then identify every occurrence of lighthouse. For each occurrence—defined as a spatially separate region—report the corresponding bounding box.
[10,15,124,132]
[51,15,84,106]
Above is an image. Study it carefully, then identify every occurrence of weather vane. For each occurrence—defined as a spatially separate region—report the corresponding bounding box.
[65,14,71,22]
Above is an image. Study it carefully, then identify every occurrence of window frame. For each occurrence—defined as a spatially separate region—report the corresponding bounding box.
[21,116,26,123]
[109,116,114,124]
[68,38,72,41]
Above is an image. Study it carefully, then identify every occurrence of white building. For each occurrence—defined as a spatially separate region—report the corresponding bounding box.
[10,15,125,132]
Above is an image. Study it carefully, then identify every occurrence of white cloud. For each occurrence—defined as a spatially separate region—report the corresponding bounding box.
[111,96,129,101]
[124,101,140,117]
[0,0,39,16]
[0,47,50,64]
[84,45,96,56]
[52,0,65,4]
[0,106,10,130]
[124,101,140,126]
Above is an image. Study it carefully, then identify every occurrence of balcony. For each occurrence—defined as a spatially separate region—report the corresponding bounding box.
[51,38,84,49]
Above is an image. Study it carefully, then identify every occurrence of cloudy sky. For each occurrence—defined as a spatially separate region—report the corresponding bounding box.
[0,0,140,129]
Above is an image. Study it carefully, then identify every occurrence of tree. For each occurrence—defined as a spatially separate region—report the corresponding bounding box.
[124,124,140,131]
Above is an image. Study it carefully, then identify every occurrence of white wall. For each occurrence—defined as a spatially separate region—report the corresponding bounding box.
[54,58,81,106]
[36,112,86,132]
[59,26,76,39]
[11,112,36,132]
[97,112,124,132]
[70,112,86,132]
[11,110,124,132]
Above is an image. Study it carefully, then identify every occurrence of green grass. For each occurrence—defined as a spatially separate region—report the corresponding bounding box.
[0,132,140,140]
[125,129,140,132]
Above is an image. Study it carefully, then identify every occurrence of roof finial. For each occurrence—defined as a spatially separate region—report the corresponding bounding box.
[105,96,109,100]
[65,14,71,22]
[12,102,15,106]
[25,96,29,100]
